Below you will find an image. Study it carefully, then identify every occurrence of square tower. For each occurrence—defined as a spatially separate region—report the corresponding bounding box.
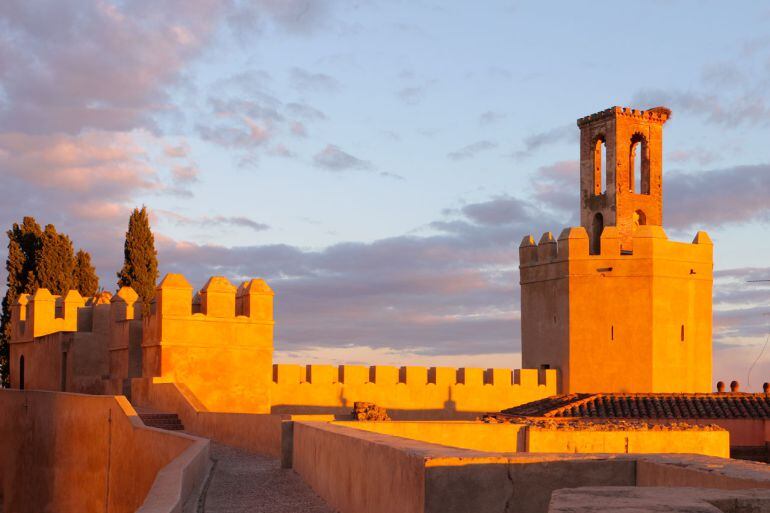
[578,106,670,252]
[520,106,713,394]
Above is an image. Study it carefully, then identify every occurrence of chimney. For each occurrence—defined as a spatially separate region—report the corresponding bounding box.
[730,380,740,393]
[716,381,725,393]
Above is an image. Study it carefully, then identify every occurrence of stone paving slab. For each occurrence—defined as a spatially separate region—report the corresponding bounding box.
[203,442,335,513]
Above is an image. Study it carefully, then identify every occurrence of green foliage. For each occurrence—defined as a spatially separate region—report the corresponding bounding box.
[33,224,75,296]
[0,218,94,387]
[73,249,99,298]
[117,206,158,307]
[0,217,43,387]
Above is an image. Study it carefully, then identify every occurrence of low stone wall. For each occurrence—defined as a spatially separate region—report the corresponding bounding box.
[334,421,526,452]
[550,486,770,512]
[337,419,728,458]
[526,421,729,458]
[291,421,770,513]
[0,389,209,513]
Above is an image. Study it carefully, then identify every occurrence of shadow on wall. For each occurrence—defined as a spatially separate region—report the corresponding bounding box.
[270,397,469,420]
[423,459,636,513]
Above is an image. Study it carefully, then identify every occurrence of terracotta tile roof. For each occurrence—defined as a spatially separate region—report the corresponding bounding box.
[500,393,770,420]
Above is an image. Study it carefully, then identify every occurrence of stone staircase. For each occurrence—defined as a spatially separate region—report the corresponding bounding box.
[133,407,185,431]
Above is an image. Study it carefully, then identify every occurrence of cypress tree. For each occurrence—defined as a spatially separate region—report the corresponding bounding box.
[73,249,99,298]
[117,207,158,307]
[0,217,42,387]
[33,224,75,296]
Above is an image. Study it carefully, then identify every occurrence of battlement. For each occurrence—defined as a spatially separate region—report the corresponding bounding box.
[270,363,558,418]
[149,273,273,323]
[11,289,87,342]
[577,106,671,127]
[519,225,713,269]
[273,364,555,387]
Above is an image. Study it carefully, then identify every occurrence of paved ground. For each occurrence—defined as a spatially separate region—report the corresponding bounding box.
[202,442,335,513]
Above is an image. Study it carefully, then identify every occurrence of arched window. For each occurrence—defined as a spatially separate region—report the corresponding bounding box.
[19,355,25,390]
[629,134,650,194]
[590,212,603,255]
[634,209,647,229]
[593,136,607,195]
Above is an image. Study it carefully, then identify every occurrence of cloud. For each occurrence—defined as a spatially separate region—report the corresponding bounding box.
[631,47,770,129]
[397,87,424,105]
[171,165,199,184]
[514,124,577,159]
[313,144,373,172]
[665,164,770,230]
[160,211,270,233]
[530,160,578,220]
[479,110,506,125]
[447,140,497,161]
[0,0,231,135]
[154,194,555,356]
[289,67,340,93]
[194,74,327,163]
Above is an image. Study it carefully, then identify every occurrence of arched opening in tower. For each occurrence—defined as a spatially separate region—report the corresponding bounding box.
[591,212,603,255]
[593,136,607,194]
[629,134,650,194]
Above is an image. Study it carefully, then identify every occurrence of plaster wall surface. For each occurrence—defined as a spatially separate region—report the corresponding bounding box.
[0,389,207,513]
[334,421,527,452]
[526,427,729,458]
[521,225,712,393]
[337,420,728,458]
[293,421,427,513]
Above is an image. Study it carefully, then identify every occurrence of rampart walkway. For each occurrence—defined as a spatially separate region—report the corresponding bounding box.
[202,442,334,513]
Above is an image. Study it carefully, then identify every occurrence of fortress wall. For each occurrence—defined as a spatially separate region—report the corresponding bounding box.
[271,364,558,418]
[0,389,208,513]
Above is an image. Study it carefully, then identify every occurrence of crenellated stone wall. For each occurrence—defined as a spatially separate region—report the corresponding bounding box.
[141,274,275,413]
[9,272,557,417]
[271,364,557,419]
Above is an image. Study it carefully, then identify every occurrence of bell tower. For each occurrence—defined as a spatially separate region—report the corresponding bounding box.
[578,106,671,252]
[520,105,713,394]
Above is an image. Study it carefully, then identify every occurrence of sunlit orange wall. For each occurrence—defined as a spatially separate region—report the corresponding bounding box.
[521,225,712,393]
[0,390,193,513]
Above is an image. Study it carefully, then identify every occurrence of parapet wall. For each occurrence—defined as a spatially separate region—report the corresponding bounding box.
[519,225,713,275]
[0,389,209,513]
[272,364,558,418]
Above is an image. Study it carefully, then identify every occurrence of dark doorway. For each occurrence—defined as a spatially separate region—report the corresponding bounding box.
[591,213,604,255]
[61,352,67,391]
[19,355,25,390]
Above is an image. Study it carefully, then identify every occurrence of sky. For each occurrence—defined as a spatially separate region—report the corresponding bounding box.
[1,1,770,388]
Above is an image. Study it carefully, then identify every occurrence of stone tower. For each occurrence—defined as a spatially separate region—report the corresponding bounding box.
[579,106,670,252]
[520,106,713,394]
